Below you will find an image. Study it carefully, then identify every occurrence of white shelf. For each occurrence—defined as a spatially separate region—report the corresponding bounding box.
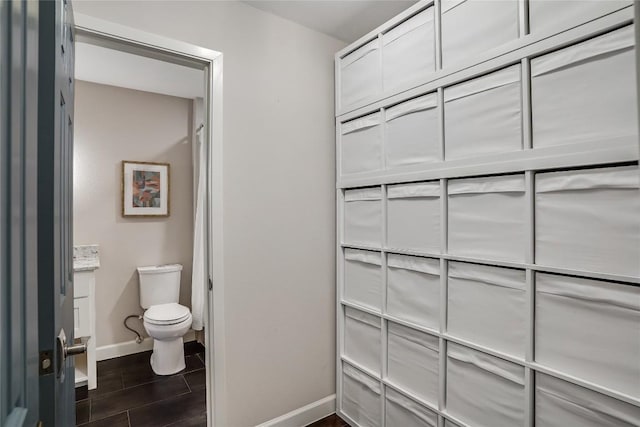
[337,138,639,189]
[341,356,382,382]
[340,244,640,285]
[335,2,640,426]
[340,301,640,409]
[335,4,632,117]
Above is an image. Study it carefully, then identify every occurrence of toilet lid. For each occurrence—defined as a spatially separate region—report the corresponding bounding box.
[144,303,191,325]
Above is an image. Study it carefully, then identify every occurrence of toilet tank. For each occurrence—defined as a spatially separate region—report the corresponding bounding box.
[137,264,183,309]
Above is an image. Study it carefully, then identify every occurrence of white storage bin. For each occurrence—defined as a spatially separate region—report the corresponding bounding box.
[441,0,519,67]
[535,165,640,277]
[340,39,381,109]
[532,26,637,149]
[387,182,441,253]
[448,262,526,358]
[387,322,440,405]
[387,254,440,330]
[342,363,382,427]
[536,373,640,427]
[344,187,382,248]
[341,112,382,175]
[385,388,438,427]
[446,343,525,427]
[529,1,632,35]
[536,273,640,398]
[444,65,522,160]
[383,7,435,92]
[344,307,381,375]
[344,249,382,311]
[385,94,440,169]
[448,174,526,263]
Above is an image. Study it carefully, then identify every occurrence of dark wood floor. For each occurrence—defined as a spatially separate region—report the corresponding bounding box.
[76,345,346,427]
[308,414,348,427]
[75,341,206,427]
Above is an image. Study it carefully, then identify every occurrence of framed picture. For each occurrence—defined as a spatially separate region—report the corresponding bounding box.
[122,161,170,217]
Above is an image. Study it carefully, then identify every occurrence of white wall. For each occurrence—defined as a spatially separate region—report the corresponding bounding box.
[72,1,346,426]
[73,80,194,347]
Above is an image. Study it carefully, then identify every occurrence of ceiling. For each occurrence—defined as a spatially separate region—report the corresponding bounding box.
[243,0,418,43]
[75,42,205,99]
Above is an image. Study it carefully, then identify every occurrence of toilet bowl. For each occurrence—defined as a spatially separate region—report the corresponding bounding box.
[137,264,192,376]
[143,302,193,375]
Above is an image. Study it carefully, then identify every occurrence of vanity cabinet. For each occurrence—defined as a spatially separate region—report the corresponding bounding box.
[73,245,99,390]
[74,270,97,389]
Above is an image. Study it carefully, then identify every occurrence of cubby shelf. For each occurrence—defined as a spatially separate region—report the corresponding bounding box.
[339,245,640,285]
[335,2,640,426]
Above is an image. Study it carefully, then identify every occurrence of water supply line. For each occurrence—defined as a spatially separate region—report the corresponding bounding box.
[124,314,144,344]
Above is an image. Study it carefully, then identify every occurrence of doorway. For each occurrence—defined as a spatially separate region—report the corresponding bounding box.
[73,14,224,427]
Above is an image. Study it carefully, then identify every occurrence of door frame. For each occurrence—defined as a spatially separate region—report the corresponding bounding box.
[73,14,227,427]
[0,1,41,425]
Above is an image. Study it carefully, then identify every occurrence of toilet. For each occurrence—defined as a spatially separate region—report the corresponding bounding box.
[137,264,192,375]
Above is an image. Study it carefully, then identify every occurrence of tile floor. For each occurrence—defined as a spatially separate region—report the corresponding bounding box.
[75,343,346,427]
[75,341,206,427]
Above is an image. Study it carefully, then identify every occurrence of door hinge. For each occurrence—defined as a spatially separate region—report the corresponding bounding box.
[39,350,54,376]
[208,277,213,291]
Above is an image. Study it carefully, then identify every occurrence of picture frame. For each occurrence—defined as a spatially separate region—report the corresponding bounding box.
[121,160,170,217]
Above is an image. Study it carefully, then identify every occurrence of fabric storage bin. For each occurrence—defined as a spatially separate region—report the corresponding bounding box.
[444,65,522,160]
[340,39,381,109]
[344,249,382,311]
[446,343,525,427]
[387,322,440,405]
[387,182,440,253]
[341,112,382,175]
[448,262,526,358]
[441,0,519,68]
[342,363,382,427]
[529,1,632,35]
[532,26,637,149]
[385,388,438,427]
[536,273,640,398]
[344,306,381,375]
[535,165,640,277]
[382,7,435,92]
[385,94,439,169]
[387,254,440,330]
[344,187,382,248]
[448,174,526,263]
[536,373,640,427]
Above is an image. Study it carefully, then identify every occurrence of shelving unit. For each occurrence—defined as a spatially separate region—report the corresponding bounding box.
[334,1,640,426]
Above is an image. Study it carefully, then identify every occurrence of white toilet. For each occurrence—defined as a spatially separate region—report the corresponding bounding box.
[137,264,192,375]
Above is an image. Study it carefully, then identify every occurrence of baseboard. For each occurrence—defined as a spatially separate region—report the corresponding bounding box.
[96,330,196,361]
[256,395,336,427]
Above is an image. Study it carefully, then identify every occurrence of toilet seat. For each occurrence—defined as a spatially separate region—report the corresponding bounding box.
[144,303,191,325]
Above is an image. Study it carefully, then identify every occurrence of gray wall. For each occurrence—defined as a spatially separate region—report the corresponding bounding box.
[73,80,194,347]
[73,1,346,426]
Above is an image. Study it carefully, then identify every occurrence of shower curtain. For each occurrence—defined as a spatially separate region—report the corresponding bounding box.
[191,126,206,331]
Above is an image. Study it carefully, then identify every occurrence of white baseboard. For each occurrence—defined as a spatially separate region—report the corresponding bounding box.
[256,395,336,427]
[96,330,196,361]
